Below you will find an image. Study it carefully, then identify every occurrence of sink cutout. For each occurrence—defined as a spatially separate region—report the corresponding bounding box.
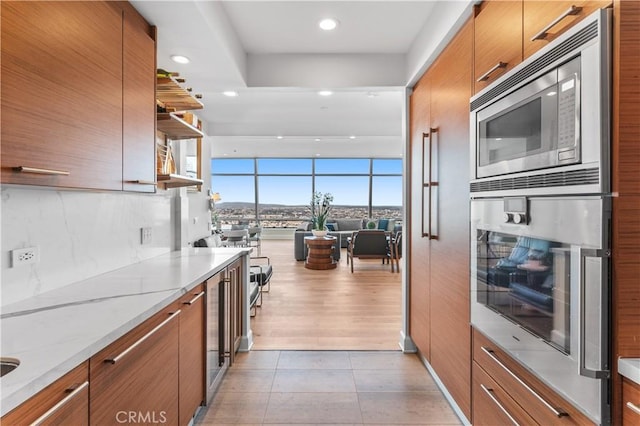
[0,358,20,377]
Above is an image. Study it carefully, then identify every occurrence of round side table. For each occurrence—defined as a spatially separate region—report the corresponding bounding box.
[304,236,337,270]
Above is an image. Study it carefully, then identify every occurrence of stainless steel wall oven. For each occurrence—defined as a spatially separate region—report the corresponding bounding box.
[469,8,612,425]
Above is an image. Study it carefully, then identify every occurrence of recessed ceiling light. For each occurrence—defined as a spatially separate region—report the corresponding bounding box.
[319,18,338,31]
[223,91,239,97]
[349,136,356,139]
[276,136,284,140]
[318,90,333,96]
[367,92,378,98]
[315,138,321,142]
[171,55,190,64]
[315,153,321,157]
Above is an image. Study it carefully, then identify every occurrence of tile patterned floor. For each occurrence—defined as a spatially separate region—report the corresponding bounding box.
[195,350,461,425]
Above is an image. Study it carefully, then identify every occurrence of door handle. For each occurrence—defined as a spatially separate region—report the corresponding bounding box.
[428,128,439,240]
[531,5,583,41]
[477,62,507,82]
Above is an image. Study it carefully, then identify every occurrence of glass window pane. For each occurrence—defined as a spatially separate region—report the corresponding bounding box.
[372,176,402,219]
[315,159,370,174]
[211,176,256,225]
[258,176,312,228]
[373,159,402,174]
[211,158,255,174]
[258,158,312,174]
[315,176,369,219]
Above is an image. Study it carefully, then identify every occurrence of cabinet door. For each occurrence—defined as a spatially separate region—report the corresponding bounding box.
[427,19,473,420]
[1,362,88,426]
[623,378,640,425]
[90,307,180,425]
[179,285,206,425]
[1,2,123,190]
[474,0,523,93]
[122,4,156,193]
[524,1,612,59]
[409,77,431,357]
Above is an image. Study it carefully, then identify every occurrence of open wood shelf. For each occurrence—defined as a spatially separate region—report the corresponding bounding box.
[157,113,204,140]
[157,77,203,111]
[157,173,203,189]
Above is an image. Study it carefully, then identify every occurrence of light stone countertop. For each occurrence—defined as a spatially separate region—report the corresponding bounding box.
[0,247,250,416]
[619,358,640,386]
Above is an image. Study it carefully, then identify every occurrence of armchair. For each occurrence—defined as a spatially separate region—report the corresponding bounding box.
[346,230,393,273]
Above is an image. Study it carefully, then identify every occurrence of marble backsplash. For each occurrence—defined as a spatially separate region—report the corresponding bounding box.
[1,186,175,306]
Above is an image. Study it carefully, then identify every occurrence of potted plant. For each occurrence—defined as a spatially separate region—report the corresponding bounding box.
[310,191,333,237]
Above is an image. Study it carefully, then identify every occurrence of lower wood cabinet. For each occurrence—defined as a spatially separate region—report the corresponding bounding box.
[179,284,206,425]
[623,377,640,425]
[473,328,594,425]
[1,362,89,425]
[90,305,180,425]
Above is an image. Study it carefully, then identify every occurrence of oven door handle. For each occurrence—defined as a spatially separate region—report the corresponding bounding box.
[579,247,610,379]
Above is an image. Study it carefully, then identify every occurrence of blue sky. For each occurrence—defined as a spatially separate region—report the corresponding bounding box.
[211,158,402,206]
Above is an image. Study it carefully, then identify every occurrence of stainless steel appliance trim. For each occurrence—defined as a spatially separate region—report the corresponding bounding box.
[29,381,89,426]
[104,310,181,364]
[579,248,610,379]
[481,347,567,418]
[480,383,520,426]
[531,5,583,41]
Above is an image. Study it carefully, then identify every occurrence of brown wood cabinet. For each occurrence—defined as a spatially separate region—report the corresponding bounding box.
[123,3,157,193]
[473,328,594,425]
[179,284,206,425]
[622,378,640,425]
[473,1,523,93]
[1,1,156,192]
[408,18,473,420]
[1,362,89,425]
[90,305,180,425]
[524,0,612,58]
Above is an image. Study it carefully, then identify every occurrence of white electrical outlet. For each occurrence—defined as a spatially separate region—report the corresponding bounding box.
[11,247,39,267]
[141,227,152,245]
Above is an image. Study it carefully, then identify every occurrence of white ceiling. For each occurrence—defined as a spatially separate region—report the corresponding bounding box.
[130,1,474,158]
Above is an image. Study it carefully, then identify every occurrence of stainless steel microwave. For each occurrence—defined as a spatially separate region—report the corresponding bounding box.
[470,9,611,197]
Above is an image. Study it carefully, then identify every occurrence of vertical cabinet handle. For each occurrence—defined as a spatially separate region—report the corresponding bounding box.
[429,128,439,240]
[422,132,431,238]
[477,62,508,82]
[29,381,89,426]
[480,347,567,417]
[480,384,520,426]
[531,5,583,41]
[104,310,181,364]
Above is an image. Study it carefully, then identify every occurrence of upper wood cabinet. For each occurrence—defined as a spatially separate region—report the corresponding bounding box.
[1,2,124,190]
[1,1,156,192]
[524,1,612,58]
[473,1,523,93]
[123,3,157,193]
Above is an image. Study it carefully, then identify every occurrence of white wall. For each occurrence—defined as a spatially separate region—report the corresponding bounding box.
[1,137,213,307]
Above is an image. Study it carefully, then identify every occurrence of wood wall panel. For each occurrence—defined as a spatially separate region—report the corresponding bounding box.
[427,19,473,419]
[409,78,432,357]
[612,1,640,423]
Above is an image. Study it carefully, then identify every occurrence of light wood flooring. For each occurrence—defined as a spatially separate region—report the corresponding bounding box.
[250,240,402,351]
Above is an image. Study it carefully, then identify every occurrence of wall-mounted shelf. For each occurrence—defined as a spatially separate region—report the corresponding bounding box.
[157,173,203,189]
[157,113,204,140]
[157,77,203,111]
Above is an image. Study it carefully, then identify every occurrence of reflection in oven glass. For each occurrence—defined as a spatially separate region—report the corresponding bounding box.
[476,230,571,354]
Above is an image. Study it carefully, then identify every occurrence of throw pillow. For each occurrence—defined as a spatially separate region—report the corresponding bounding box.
[326,222,338,231]
[366,219,378,229]
[377,218,389,230]
[386,219,396,232]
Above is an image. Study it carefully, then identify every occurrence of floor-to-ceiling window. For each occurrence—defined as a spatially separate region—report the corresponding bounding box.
[211,158,402,228]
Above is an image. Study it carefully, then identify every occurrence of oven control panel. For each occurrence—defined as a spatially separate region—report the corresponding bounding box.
[503,197,528,224]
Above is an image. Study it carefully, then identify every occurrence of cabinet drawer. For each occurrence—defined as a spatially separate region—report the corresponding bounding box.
[90,306,180,425]
[623,378,640,425]
[473,361,536,425]
[473,328,593,425]
[1,362,89,426]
